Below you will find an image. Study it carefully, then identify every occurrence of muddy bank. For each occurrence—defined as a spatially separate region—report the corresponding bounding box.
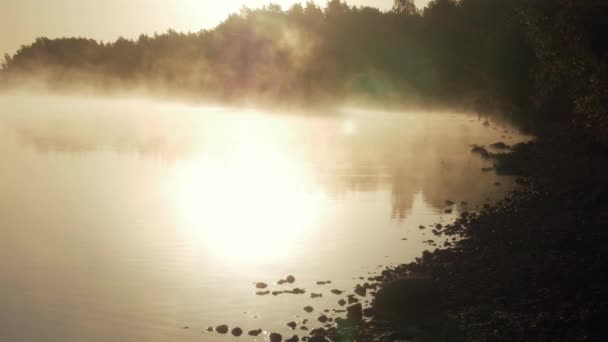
[313,131,608,342]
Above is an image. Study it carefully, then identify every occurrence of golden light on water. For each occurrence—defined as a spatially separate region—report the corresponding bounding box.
[168,119,327,264]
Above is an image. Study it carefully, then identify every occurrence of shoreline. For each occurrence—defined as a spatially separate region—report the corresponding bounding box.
[305,130,608,341]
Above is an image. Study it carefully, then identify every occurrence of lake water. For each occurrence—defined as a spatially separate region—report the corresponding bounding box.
[0,95,527,342]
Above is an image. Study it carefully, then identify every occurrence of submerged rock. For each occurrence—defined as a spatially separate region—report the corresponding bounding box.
[316,280,331,285]
[303,306,314,313]
[338,299,346,306]
[215,325,229,334]
[206,326,214,332]
[255,282,268,289]
[317,314,328,323]
[330,289,343,295]
[311,293,322,298]
[348,294,360,304]
[256,290,270,296]
[286,275,296,283]
[354,285,367,297]
[287,321,297,329]
[444,208,453,214]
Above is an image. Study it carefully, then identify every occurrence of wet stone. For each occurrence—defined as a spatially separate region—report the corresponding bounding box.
[317,314,328,323]
[285,335,299,342]
[347,303,363,321]
[269,332,283,342]
[354,285,366,297]
[248,329,262,336]
[303,306,314,313]
[444,208,453,214]
[330,289,343,295]
[215,325,229,334]
[231,327,243,336]
[256,290,270,296]
[286,275,296,283]
[255,282,268,289]
[311,293,322,298]
[419,225,426,229]
[287,321,297,330]
[206,327,214,332]
[338,299,346,306]
[347,295,359,304]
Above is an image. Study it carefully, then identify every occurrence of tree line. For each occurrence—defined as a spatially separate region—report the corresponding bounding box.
[1,0,607,141]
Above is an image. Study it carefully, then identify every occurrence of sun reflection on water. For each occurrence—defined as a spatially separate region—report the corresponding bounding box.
[168,120,327,264]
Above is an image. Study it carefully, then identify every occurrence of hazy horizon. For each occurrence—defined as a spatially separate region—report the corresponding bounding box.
[0,0,431,57]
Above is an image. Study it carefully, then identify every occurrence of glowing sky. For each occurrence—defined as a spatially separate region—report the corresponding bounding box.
[0,0,431,57]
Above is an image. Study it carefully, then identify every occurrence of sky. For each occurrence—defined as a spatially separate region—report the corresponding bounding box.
[0,0,431,57]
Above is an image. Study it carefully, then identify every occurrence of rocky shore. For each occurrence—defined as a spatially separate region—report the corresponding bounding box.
[333,130,608,342]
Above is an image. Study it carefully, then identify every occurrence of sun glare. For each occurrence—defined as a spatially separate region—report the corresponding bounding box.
[167,119,326,264]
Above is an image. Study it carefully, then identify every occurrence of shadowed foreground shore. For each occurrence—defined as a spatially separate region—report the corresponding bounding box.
[303,129,608,342]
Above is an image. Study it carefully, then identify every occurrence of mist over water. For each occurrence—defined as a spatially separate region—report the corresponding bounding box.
[0,94,528,341]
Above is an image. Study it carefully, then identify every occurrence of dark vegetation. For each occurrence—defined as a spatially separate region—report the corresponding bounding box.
[2,0,608,143]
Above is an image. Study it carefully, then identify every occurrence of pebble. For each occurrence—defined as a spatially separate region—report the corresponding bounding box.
[248,329,262,336]
[269,332,283,342]
[255,282,268,289]
[231,327,243,336]
[215,325,229,334]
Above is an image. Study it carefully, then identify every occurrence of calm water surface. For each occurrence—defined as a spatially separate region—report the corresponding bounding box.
[0,95,528,341]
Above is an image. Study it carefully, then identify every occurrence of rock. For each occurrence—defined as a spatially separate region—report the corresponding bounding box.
[272,291,283,296]
[490,142,510,149]
[330,289,343,295]
[347,294,359,304]
[269,332,283,342]
[419,225,426,229]
[286,275,296,283]
[248,329,262,336]
[435,223,443,229]
[445,200,455,206]
[303,306,314,313]
[338,299,346,306]
[461,201,468,205]
[354,285,366,297]
[183,326,189,329]
[285,288,305,294]
[347,303,363,321]
[300,326,309,330]
[256,290,270,295]
[444,208,453,214]
[215,325,229,334]
[286,321,297,329]
[255,282,268,289]
[316,281,331,285]
[317,314,328,323]
[206,327,214,332]
[285,335,299,342]
[231,327,243,336]
[471,145,490,158]
[277,279,287,285]
[363,307,375,317]
[401,237,408,240]
[311,293,322,298]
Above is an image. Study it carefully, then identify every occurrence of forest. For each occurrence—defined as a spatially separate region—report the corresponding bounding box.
[1,0,608,142]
